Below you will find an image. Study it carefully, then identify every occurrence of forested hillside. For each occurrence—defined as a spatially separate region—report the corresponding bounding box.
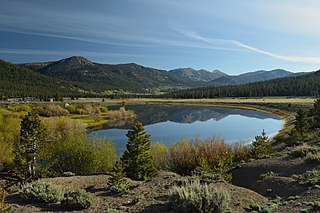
[0,60,83,99]
[162,71,320,98]
[26,56,193,93]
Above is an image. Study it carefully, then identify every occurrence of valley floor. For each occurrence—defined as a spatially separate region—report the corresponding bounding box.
[3,98,320,212]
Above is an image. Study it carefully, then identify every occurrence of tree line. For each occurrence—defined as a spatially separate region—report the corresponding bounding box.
[161,71,320,99]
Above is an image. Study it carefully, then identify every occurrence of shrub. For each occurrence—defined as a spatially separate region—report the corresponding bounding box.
[170,180,229,213]
[306,153,320,164]
[7,105,32,113]
[35,104,69,117]
[0,110,21,165]
[61,189,96,210]
[62,172,75,177]
[131,195,144,205]
[150,142,168,170]
[165,137,248,176]
[292,169,320,186]
[41,118,116,176]
[99,106,108,113]
[20,182,64,203]
[176,173,225,187]
[290,144,320,158]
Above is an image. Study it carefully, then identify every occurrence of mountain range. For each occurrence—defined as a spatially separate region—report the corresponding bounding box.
[0,56,314,98]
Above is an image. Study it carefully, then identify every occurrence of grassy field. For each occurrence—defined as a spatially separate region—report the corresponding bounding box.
[59,97,315,105]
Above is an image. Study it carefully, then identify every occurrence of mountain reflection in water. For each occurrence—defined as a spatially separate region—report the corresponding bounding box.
[90,104,283,153]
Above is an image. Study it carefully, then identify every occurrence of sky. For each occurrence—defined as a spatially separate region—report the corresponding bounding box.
[1,0,320,74]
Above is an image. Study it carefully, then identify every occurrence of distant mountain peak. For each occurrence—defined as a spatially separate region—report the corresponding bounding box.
[169,68,227,82]
[62,56,93,65]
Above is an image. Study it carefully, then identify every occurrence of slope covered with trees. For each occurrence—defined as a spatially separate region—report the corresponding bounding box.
[0,60,83,99]
[163,71,320,98]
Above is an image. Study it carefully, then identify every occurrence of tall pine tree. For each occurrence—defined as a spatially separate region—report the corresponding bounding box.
[14,111,46,180]
[294,108,309,140]
[121,122,157,180]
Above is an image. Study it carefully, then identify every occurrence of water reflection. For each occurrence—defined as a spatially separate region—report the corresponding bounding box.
[91,104,283,153]
[101,104,280,129]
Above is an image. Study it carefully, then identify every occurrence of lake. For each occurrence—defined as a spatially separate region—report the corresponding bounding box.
[90,104,284,153]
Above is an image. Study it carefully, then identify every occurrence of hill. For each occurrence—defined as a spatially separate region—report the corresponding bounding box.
[169,68,227,82]
[0,60,82,99]
[163,70,320,98]
[211,69,293,86]
[25,56,194,93]
[0,56,314,98]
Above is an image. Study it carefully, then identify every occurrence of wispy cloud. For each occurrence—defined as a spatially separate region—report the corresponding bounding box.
[0,48,159,59]
[232,41,320,64]
[175,27,320,64]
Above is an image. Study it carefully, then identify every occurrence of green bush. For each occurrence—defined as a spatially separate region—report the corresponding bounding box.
[20,182,64,203]
[176,173,225,188]
[306,153,320,164]
[290,144,320,158]
[61,189,96,210]
[0,109,21,165]
[150,142,168,170]
[131,195,144,205]
[170,180,229,213]
[35,104,69,117]
[62,172,75,177]
[41,118,116,176]
[292,169,320,186]
[164,138,248,177]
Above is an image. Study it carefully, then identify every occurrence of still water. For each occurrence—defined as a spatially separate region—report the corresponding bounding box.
[90,104,284,153]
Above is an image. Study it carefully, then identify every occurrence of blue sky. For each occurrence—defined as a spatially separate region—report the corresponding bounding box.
[1,0,320,74]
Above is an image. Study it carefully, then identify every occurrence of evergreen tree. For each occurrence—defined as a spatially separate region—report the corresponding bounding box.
[294,108,309,140]
[14,111,46,180]
[250,130,271,159]
[121,122,157,180]
[108,160,128,194]
[312,98,320,128]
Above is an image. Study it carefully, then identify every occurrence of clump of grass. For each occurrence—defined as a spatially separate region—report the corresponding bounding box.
[20,182,64,203]
[169,180,230,213]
